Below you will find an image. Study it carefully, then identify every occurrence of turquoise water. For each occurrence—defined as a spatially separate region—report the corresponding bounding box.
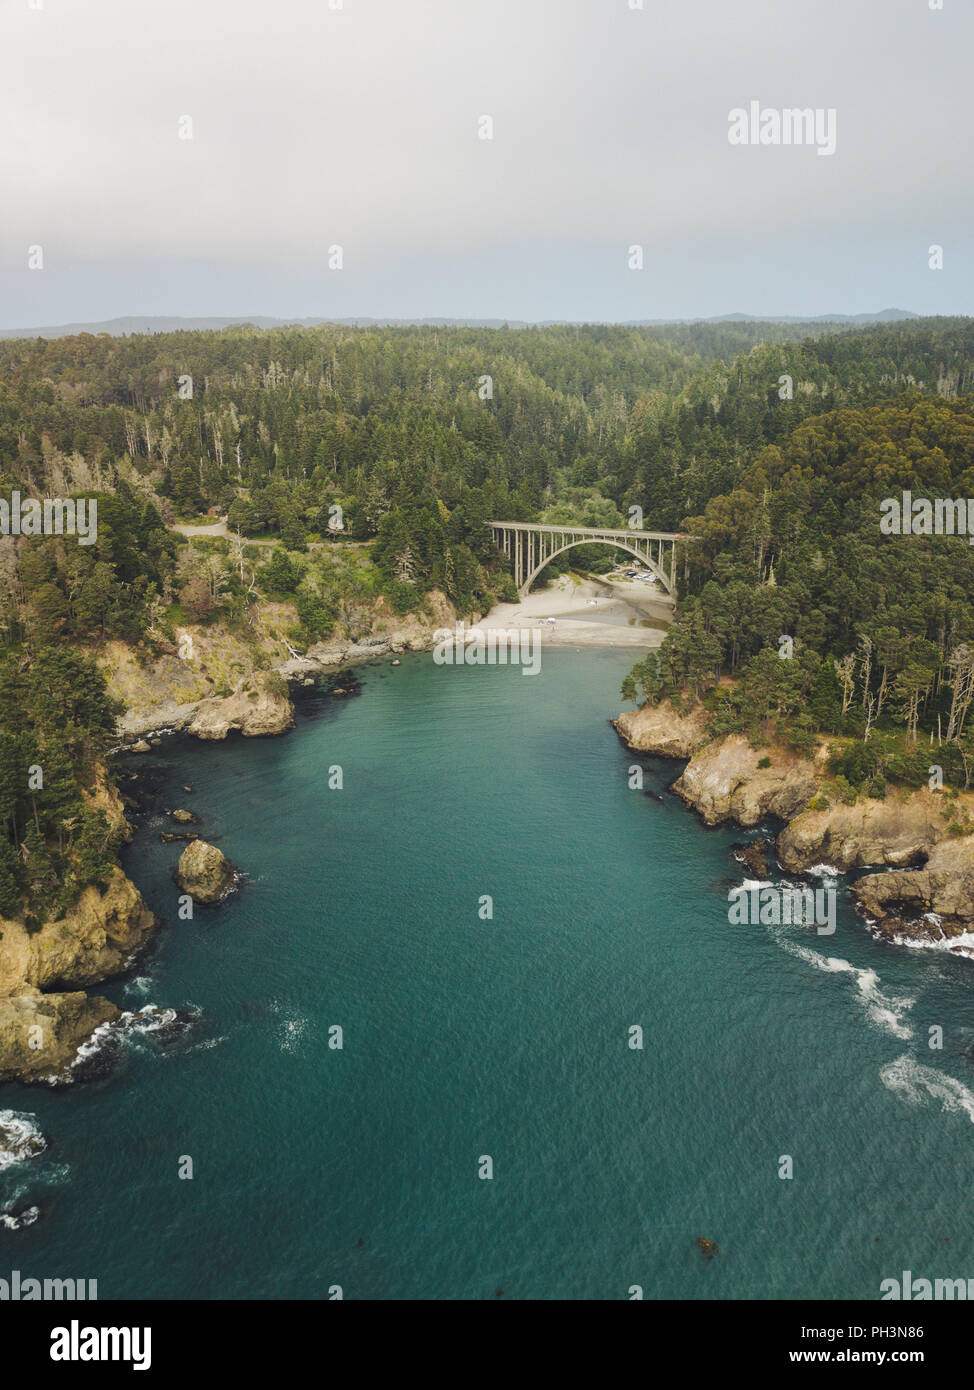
[3,649,974,1300]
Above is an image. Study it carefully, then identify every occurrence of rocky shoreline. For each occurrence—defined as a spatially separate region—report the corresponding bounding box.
[0,605,454,1085]
[614,699,974,952]
[110,624,449,748]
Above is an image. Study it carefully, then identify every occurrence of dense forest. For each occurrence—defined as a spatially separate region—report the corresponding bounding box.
[2,316,974,918]
[623,388,974,800]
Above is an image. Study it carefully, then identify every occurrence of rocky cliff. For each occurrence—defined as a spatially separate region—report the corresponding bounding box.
[615,700,974,943]
[0,868,157,1083]
[100,590,458,743]
[612,699,710,758]
[777,794,944,872]
[0,989,120,1085]
[851,838,974,945]
[670,734,820,827]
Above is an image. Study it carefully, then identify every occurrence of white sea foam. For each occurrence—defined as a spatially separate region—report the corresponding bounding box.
[876,924,974,957]
[68,1003,189,1078]
[880,1055,974,1125]
[0,1112,47,1170]
[280,1017,308,1053]
[269,1000,310,1053]
[0,1204,39,1230]
[753,872,915,1041]
[121,1005,179,1034]
[124,976,154,998]
[806,863,841,880]
[775,938,915,1040]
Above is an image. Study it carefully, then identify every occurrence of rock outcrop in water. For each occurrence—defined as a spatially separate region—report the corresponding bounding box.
[0,989,120,1084]
[851,837,974,944]
[732,838,773,879]
[175,839,238,903]
[186,685,294,740]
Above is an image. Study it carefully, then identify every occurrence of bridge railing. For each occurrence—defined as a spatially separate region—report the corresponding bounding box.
[489,521,693,543]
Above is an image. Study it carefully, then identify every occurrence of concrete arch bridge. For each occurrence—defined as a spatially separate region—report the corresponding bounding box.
[489,521,688,600]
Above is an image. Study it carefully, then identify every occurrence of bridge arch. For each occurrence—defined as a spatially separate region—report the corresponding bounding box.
[520,538,673,599]
[489,521,687,601]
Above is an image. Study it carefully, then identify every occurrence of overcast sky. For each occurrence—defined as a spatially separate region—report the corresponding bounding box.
[0,0,971,327]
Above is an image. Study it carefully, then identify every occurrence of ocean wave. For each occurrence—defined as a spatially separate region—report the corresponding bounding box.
[805,863,842,880]
[876,924,974,959]
[777,941,915,1041]
[0,1204,39,1230]
[880,1055,974,1125]
[123,976,155,999]
[0,1112,47,1171]
[68,1003,197,1081]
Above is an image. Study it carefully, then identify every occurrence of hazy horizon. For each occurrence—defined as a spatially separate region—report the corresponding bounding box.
[2,0,971,327]
[0,307,935,340]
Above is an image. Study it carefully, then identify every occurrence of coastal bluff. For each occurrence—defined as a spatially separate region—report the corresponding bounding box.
[615,700,974,947]
[100,590,457,744]
[0,868,157,1083]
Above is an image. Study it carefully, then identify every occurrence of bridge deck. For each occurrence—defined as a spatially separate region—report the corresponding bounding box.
[489,521,689,543]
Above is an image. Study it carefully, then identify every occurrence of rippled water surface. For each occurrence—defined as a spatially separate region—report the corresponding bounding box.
[3,650,974,1299]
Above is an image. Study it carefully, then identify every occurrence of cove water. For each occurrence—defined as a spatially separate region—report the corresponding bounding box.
[2,650,974,1299]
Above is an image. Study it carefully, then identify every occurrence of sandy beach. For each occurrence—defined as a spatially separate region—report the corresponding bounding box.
[477,572,672,649]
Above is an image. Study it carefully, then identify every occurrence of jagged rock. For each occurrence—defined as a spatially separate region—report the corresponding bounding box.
[175,840,238,904]
[187,686,294,740]
[613,699,709,758]
[160,832,199,843]
[733,838,772,879]
[852,837,974,940]
[169,809,198,824]
[0,989,120,1085]
[671,735,817,827]
[131,740,150,753]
